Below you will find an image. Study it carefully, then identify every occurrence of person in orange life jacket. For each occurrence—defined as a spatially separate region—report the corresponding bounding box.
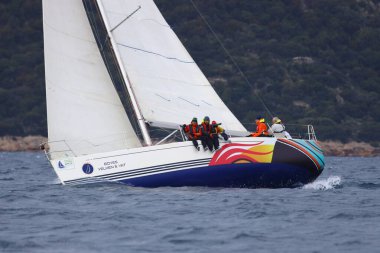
[200,116,214,151]
[185,117,202,151]
[250,115,270,137]
[210,120,229,150]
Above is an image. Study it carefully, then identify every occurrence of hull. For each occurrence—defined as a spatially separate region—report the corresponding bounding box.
[50,137,324,188]
[115,163,320,188]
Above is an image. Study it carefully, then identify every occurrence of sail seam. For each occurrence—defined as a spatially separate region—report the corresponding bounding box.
[140,18,170,28]
[44,21,95,44]
[117,43,195,64]
[178,97,200,107]
[155,94,171,102]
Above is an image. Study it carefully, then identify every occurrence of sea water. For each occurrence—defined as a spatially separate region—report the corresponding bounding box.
[0,152,379,253]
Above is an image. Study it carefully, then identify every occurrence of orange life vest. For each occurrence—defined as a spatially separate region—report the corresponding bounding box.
[201,122,211,136]
[251,122,269,137]
[188,124,201,139]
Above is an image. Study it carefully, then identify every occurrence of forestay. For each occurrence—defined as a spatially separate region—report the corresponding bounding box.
[97,0,248,135]
[43,0,141,159]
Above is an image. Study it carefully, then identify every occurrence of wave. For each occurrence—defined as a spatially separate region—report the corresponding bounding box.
[302,176,341,190]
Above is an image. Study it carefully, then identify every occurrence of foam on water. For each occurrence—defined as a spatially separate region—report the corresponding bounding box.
[48,178,61,185]
[302,176,342,190]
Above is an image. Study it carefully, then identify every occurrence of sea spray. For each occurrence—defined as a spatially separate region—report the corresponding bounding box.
[303,176,341,190]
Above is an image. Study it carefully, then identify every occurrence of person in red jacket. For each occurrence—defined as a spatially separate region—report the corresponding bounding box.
[200,116,214,151]
[250,116,270,137]
[185,117,202,151]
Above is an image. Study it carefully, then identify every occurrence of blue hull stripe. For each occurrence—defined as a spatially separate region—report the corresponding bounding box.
[65,163,209,185]
[97,161,210,181]
[65,177,108,185]
[96,158,211,179]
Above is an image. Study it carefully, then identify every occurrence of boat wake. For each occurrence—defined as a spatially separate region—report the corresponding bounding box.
[48,178,62,185]
[302,176,341,190]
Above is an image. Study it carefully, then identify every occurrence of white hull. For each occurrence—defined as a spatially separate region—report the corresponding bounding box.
[50,137,274,185]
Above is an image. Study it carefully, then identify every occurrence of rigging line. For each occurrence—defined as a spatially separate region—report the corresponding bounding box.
[189,0,274,119]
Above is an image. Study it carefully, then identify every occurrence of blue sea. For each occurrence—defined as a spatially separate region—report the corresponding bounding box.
[0,152,379,253]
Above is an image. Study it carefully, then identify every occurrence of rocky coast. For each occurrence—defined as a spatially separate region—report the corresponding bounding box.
[0,136,378,157]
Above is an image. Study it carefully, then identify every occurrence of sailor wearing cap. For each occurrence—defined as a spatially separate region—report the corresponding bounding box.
[269,117,291,138]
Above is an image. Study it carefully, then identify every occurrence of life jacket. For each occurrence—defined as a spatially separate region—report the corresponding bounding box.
[210,124,223,135]
[210,125,218,135]
[182,124,190,133]
[273,123,285,133]
[252,122,269,137]
[201,122,211,135]
[188,124,201,139]
[258,122,269,135]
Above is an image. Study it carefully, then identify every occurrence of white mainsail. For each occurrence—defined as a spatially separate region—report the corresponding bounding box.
[96,0,248,136]
[43,0,142,159]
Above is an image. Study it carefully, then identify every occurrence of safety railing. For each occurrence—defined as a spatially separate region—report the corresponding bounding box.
[307,125,317,141]
[243,122,318,141]
[280,124,317,140]
[41,124,318,160]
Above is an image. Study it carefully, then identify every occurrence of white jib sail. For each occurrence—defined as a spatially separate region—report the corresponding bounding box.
[97,0,248,136]
[43,0,142,159]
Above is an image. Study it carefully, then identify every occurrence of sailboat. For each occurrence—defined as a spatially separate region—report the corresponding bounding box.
[42,0,324,187]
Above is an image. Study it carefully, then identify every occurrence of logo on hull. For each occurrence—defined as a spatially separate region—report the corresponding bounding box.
[82,163,94,174]
[57,159,74,170]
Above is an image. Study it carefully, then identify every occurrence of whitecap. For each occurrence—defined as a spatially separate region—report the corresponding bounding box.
[302,176,342,190]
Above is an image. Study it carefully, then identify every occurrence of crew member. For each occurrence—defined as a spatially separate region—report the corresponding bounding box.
[250,116,270,137]
[200,116,214,151]
[269,117,291,138]
[210,120,229,150]
[186,117,202,151]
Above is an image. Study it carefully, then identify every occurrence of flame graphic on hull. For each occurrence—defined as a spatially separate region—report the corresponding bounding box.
[210,142,274,166]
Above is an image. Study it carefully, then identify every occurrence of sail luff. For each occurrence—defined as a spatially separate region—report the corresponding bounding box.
[95,0,152,146]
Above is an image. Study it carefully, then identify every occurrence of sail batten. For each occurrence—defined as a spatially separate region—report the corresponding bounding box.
[97,0,248,135]
[116,43,195,64]
[43,0,142,159]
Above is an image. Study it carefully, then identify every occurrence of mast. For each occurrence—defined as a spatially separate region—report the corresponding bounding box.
[95,0,152,146]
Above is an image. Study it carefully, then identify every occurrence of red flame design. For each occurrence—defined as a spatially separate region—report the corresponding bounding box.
[209,142,273,166]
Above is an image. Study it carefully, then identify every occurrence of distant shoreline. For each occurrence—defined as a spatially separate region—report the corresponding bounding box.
[0,135,378,157]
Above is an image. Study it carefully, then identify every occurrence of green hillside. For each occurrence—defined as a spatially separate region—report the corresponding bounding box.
[0,0,379,143]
